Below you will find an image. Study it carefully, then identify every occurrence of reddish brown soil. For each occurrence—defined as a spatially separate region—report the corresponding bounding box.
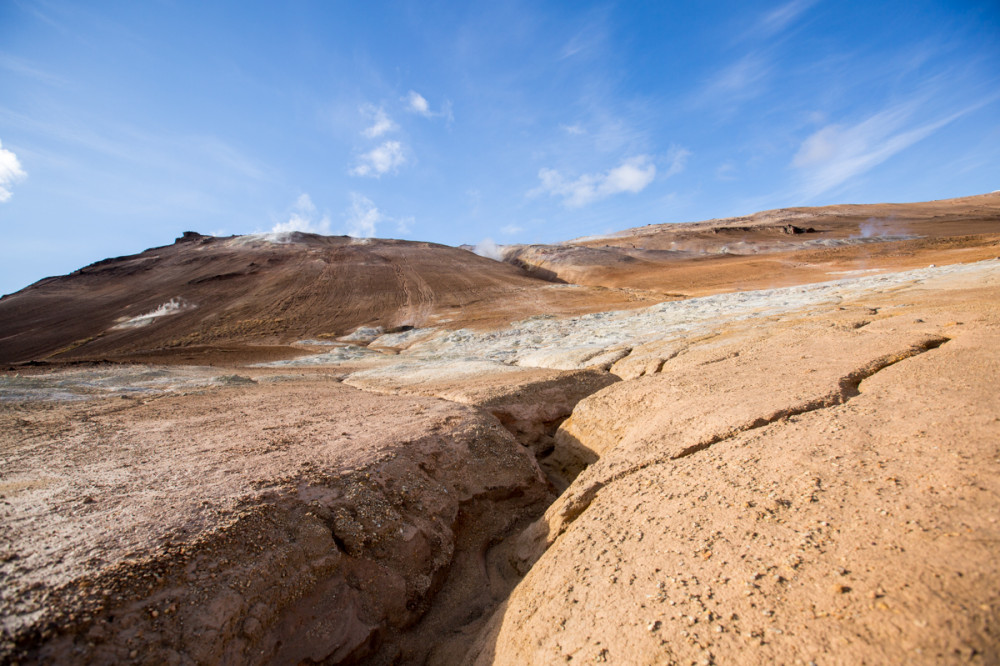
[507,192,1000,297]
[0,233,654,366]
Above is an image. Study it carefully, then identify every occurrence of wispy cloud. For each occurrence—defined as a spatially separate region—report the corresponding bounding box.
[395,216,415,235]
[664,145,692,178]
[755,0,818,38]
[501,224,523,235]
[350,140,405,177]
[560,123,586,135]
[791,101,975,199]
[560,21,605,59]
[404,90,453,123]
[0,139,27,202]
[0,106,272,188]
[0,53,69,87]
[532,155,657,208]
[715,161,738,181]
[360,104,398,138]
[696,54,771,108]
[196,136,270,181]
[271,193,330,234]
[345,193,382,238]
[405,90,432,117]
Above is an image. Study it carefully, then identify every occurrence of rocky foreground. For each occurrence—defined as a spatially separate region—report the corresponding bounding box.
[1,195,999,664]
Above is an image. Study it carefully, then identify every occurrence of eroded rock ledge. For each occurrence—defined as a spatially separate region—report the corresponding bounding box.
[0,382,555,664]
[465,268,1000,665]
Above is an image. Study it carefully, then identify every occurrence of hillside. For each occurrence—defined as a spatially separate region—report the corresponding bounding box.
[505,192,1000,295]
[0,232,648,366]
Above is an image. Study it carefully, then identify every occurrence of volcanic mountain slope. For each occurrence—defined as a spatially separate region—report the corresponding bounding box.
[505,192,1000,295]
[0,232,652,366]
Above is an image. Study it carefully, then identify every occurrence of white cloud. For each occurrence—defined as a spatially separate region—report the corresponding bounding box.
[532,155,657,208]
[560,123,586,135]
[405,91,431,116]
[501,224,523,235]
[0,139,27,203]
[404,90,453,123]
[699,54,771,104]
[361,104,398,138]
[271,193,331,234]
[345,193,382,238]
[791,102,970,199]
[350,140,405,177]
[560,22,605,60]
[0,54,68,87]
[715,161,738,181]
[395,216,415,235]
[467,189,482,218]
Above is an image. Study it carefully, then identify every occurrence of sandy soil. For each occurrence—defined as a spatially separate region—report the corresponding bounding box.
[468,267,1000,665]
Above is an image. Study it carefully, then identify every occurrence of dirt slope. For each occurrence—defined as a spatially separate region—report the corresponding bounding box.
[0,232,651,366]
[1,195,999,665]
[505,192,1000,296]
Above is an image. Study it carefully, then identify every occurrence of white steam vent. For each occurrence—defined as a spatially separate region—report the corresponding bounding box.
[113,298,194,329]
[474,238,504,261]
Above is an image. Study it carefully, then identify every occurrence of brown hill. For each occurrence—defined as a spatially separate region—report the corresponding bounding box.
[3,194,997,366]
[0,232,647,366]
[505,192,1000,296]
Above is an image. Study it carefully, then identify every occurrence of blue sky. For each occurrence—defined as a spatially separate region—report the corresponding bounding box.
[1,0,998,295]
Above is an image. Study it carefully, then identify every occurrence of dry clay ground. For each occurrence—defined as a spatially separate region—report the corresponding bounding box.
[469,266,1000,665]
[2,260,999,665]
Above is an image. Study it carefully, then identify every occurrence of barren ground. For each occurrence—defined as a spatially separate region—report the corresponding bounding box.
[1,194,998,664]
